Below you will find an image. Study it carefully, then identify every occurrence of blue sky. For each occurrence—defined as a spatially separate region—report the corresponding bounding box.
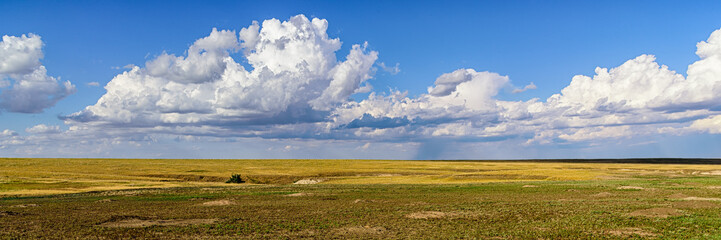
[1,1,721,159]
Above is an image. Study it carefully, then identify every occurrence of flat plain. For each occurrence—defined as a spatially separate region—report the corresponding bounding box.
[2,158,721,239]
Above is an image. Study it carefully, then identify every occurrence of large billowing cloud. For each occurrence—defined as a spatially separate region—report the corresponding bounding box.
[0,34,43,74]
[49,15,721,158]
[65,15,378,128]
[518,29,721,143]
[0,34,75,113]
[550,28,721,115]
[331,27,721,143]
[328,69,510,141]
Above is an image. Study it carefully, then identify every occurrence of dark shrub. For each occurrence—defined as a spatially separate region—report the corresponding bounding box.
[226,174,245,183]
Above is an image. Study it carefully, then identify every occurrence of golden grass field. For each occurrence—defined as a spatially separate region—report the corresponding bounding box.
[1,158,720,196]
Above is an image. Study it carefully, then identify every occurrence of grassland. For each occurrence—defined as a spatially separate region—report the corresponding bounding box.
[2,158,721,239]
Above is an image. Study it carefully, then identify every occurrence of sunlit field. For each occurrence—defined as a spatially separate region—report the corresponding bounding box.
[2,158,720,195]
[2,158,721,238]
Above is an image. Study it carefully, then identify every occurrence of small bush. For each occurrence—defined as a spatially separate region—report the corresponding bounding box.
[226,174,245,183]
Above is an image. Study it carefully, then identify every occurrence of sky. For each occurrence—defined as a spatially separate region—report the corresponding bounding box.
[1,0,721,159]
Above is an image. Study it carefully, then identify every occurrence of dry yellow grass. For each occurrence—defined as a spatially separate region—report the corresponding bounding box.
[1,158,720,196]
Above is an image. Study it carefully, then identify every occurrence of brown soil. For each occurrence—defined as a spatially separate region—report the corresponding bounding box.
[700,170,721,176]
[682,197,721,201]
[201,200,234,206]
[405,211,453,219]
[9,204,38,208]
[285,193,312,197]
[99,218,218,228]
[407,201,429,206]
[607,227,657,237]
[522,185,539,188]
[592,192,613,197]
[673,200,720,209]
[628,208,682,218]
[376,174,401,177]
[96,199,114,203]
[617,186,644,190]
[353,199,378,204]
[293,179,324,184]
[333,226,387,235]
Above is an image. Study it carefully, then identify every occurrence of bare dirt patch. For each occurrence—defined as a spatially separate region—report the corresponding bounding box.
[617,186,644,190]
[628,208,682,218]
[201,200,234,206]
[353,199,379,204]
[405,211,455,219]
[293,179,324,184]
[285,193,312,197]
[682,197,721,201]
[407,201,428,206]
[673,200,720,209]
[606,227,657,237]
[707,186,721,189]
[592,192,613,198]
[96,199,114,203]
[699,170,721,176]
[522,185,539,188]
[99,218,218,228]
[9,204,38,208]
[376,173,401,177]
[333,226,387,235]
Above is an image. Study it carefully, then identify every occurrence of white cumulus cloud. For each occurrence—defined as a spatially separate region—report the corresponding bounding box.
[689,115,721,134]
[1,129,18,137]
[48,16,721,155]
[146,28,238,84]
[0,34,43,74]
[550,29,721,114]
[0,34,75,113]
[65,15,378,131]
[25,124,61,134]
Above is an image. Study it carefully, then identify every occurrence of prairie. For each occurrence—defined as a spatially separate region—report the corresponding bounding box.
[2,158,721,239]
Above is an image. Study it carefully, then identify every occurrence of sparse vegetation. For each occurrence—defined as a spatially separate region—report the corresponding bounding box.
[1,158,721,238]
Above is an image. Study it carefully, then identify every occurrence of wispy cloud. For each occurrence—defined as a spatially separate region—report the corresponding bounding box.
[377,62,400,75]
[512,82,536,93]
